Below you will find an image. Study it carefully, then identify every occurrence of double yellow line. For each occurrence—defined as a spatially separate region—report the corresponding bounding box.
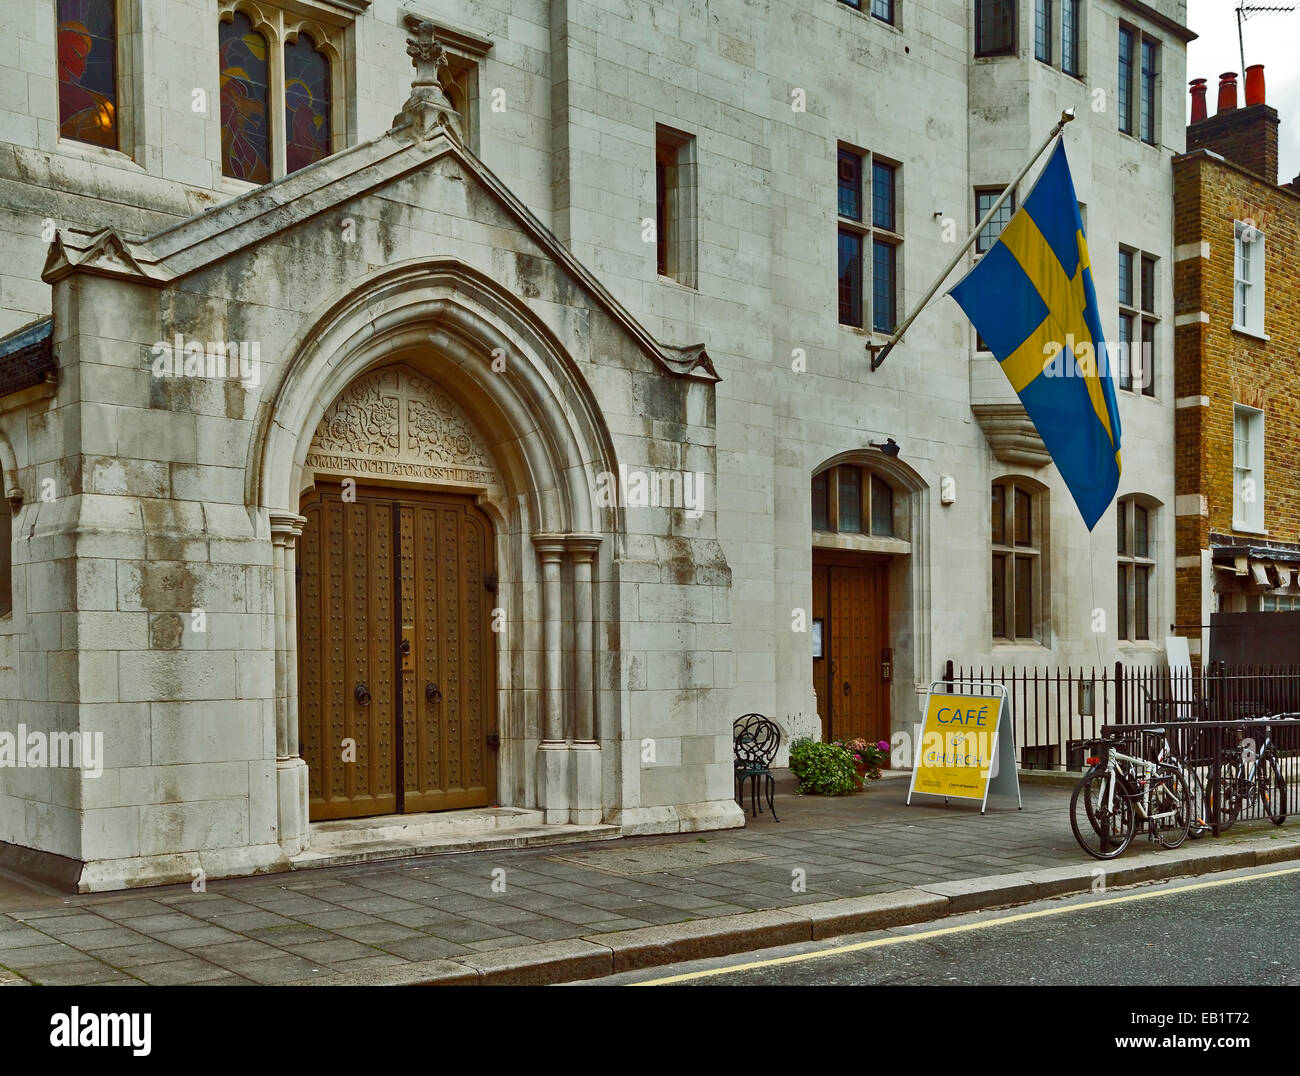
[632,864,1300,985]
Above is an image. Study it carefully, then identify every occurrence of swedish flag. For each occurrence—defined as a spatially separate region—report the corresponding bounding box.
[949,141,1121,531]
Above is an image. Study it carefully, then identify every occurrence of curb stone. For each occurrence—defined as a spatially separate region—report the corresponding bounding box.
[279,833,1300,986]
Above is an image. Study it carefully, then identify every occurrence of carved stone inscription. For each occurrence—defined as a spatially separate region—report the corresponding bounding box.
[305,366,495,486]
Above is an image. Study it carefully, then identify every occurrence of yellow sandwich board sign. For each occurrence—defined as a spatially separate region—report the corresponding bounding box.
[906,681,1021,813]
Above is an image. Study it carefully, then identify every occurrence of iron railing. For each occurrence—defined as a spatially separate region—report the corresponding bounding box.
[943,660,1300,771]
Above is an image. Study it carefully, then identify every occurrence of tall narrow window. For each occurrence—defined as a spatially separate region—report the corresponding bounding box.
[812,472,830,531]
[837,148,901,331]
[655,126,697,286]
[838,231,864,328]
[871,0,895,24]
[838,149,863,221]
[1118,247,1133,307]
[1034,0,1052,63]
[1116,496,1155,641]
[871,160,899,333]
[992,479,1046,642]
[1117,246,1157,395]
[872,240,896,332]
[1061,0,1080,76]
[1116,313,1133,391]
[838,469,862,534]
[872,160,895,231]
[1139,39,1158,144]
[870,474,894,537]
[220,12,272,183]
[1117,27,1134,134]
[57,0,118,148]
[1233,220,1265,335]
[976,0,1016,57]
[284,34,331,173]
[1233,405,1265,531]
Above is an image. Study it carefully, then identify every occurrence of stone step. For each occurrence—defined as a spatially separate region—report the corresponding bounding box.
[290,823,622,871]
[309,806,545,849]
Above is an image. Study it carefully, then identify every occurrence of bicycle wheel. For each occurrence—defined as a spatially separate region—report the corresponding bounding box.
[1071,769,1135,860]
[1152,766,1192,850]
[1259,755,1288,825]
[1182,763,1211,839]
[1209,754,1241,832]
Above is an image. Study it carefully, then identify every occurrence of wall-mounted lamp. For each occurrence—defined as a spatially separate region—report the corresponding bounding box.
[870,438,901,458]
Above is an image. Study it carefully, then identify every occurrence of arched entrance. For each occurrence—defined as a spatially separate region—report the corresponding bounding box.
[297,484,497,819]
[255,260,621,854]
[809,451,931,746]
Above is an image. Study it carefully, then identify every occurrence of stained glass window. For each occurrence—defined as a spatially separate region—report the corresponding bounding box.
[285,33,331,173]
[57,0,117,148]
[220,13,271,183]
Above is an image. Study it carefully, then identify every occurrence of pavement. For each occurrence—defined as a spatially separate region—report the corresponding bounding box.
[1,770,1298,986]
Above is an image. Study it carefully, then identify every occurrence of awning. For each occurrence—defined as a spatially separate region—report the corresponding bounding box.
[0,317,57,398]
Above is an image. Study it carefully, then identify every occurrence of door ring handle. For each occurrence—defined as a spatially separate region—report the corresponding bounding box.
[426,682,442,704]
[355,683,371,706]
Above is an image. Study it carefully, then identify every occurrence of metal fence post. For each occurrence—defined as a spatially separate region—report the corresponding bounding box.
[1114,661,1125,725]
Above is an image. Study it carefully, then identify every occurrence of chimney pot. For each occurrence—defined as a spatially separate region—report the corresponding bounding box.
[1217,71,1238,113]
[1189,78,1208,123]
[1245,64,1265,107]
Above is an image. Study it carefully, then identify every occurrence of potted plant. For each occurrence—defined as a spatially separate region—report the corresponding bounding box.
[836,738,891,781]
[788,738,862,795]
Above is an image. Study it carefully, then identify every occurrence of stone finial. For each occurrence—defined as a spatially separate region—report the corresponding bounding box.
[392,20,463,143]
[407,20,449,87]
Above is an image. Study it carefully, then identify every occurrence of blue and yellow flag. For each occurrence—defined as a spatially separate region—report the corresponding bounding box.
[949,141,1121,531]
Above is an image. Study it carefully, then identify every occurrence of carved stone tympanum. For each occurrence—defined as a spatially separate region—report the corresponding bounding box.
[305,365,495,487]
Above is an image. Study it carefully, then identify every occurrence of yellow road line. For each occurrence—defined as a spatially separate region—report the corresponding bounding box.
[631,864,1300,985]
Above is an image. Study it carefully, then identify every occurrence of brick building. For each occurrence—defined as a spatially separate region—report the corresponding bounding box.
[1173,68,1300,663]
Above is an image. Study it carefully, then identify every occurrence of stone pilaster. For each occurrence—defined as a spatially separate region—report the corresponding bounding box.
[532,536,570,822]
[270,512,309,856]
[567,536,602,824]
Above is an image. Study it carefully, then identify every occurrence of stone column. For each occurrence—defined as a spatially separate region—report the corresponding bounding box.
[270,512,309,856]
[568,537,600,743]
[532,536,569,823]
[567,536,602,824]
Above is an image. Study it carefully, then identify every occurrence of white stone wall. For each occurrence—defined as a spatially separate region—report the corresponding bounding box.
[0,0,1190,878]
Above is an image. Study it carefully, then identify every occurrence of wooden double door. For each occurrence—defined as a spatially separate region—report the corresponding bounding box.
[298,485,497,820]
[812,554,891,745]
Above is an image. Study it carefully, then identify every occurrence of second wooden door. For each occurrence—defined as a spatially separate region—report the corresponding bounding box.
[812,557,890,744]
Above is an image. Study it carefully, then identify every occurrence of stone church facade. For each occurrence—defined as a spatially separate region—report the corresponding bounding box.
[0,0,1189,890]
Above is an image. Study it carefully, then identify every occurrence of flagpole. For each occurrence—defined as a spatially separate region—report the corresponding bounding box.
[867,108,1077,371]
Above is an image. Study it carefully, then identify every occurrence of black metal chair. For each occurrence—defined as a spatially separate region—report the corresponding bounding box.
[733,714,780,821]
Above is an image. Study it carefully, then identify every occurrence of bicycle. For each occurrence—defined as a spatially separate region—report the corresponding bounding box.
[1070,735,1192,860]
[1141,725,1212,839]
[1211,720,1288,832]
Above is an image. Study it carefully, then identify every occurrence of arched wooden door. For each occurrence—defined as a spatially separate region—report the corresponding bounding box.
[297,485,497,820]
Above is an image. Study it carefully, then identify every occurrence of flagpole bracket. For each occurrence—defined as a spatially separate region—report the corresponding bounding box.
[866,338,894,372]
